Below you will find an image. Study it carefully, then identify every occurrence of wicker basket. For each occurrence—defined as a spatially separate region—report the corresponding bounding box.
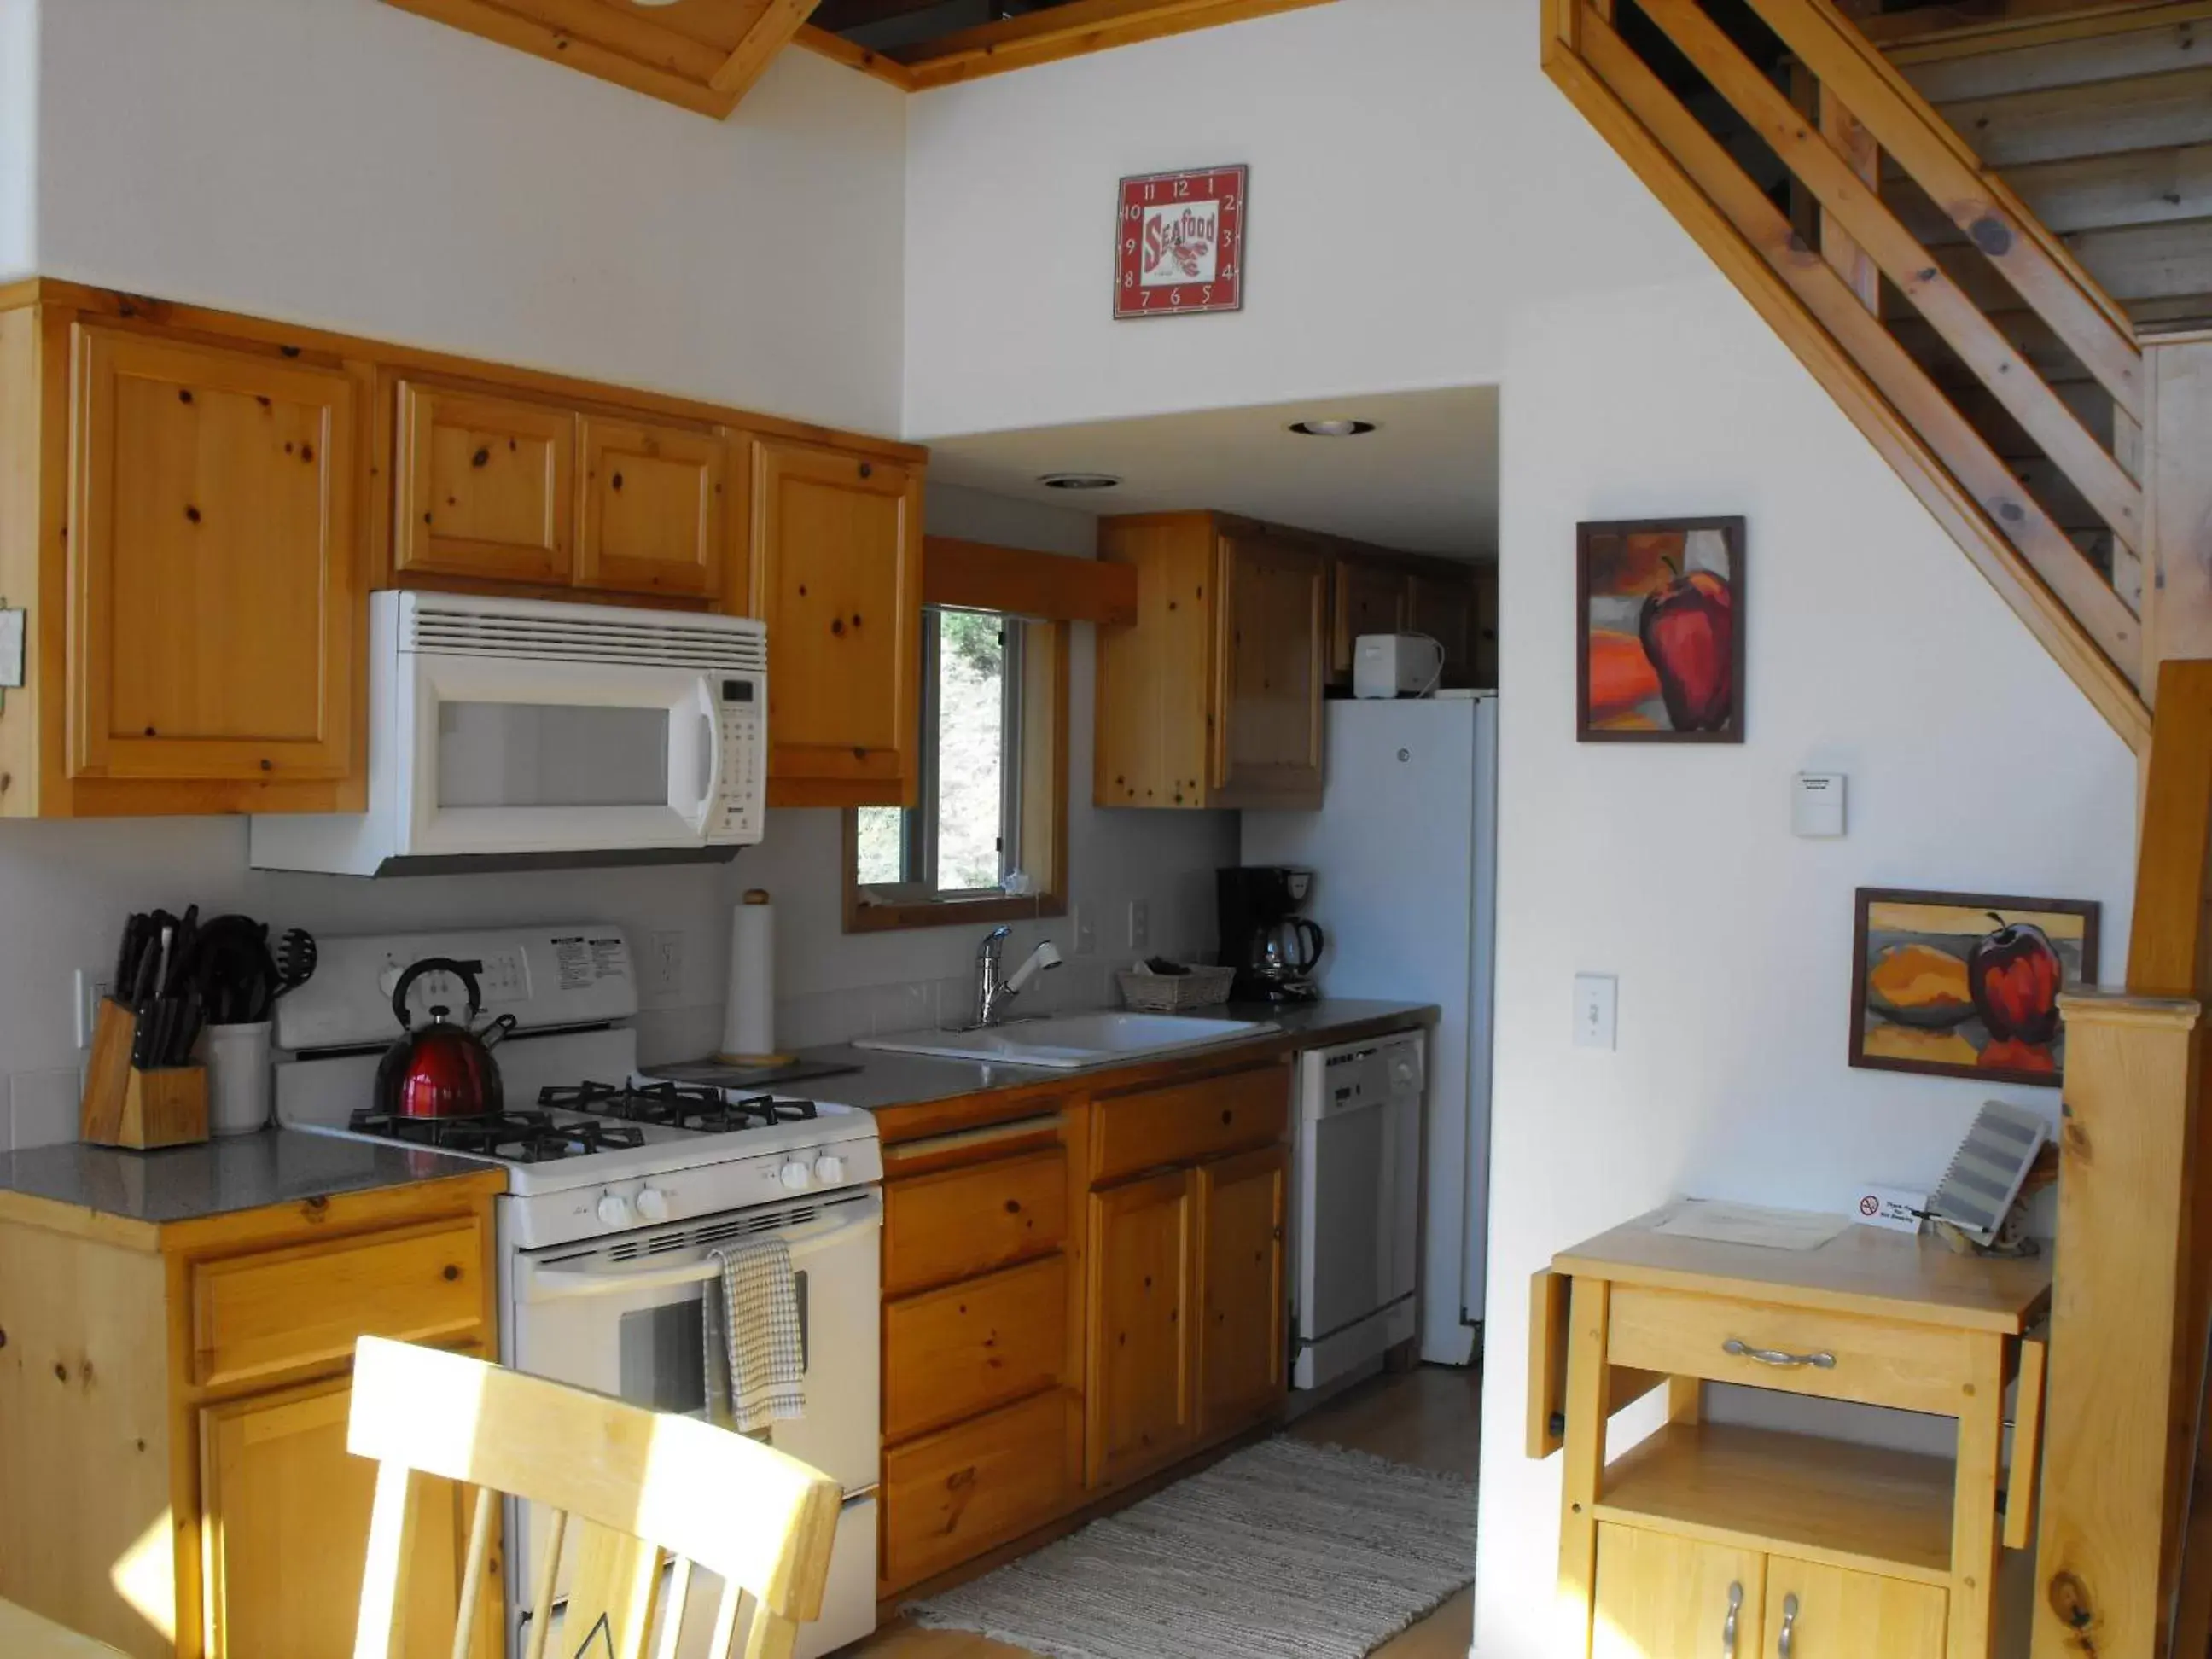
[1115,963,1237,1012]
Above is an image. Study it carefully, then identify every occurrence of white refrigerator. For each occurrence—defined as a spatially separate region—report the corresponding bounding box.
[1243,691,1497,1365]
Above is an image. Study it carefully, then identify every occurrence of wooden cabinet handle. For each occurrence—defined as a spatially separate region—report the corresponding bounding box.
[1722,1581,1743,1656]
[1777,1593,1799,1659]
[442,1265,461,1282]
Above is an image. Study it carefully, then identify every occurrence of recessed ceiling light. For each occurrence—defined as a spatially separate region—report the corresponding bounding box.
[1289,418,1378,438]
[1038,472,1123,491]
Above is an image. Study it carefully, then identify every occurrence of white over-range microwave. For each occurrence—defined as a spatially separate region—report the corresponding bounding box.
[250,591,766,876]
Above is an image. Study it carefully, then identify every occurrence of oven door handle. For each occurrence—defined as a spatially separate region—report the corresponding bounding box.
[520,1199,882,1304]
[526,1258,726,1301]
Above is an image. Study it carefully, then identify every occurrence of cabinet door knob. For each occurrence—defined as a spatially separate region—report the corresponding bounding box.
[1777,1593,1799,1659]
[1721,1581,1743,1656]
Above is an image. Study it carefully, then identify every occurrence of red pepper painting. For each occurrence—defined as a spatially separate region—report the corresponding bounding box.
[1577,517,1744,743]
[1849,889,2100,1087]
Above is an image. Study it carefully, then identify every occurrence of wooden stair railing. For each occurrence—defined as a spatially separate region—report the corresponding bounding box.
[1542,0,2157,751]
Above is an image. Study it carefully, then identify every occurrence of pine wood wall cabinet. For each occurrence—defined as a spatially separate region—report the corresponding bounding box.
[390,380,742,604]
[576,413,731,599]
[0,300,372,818]
[1,279,930,814]
[0,1167,505,1659]
[1326,550,1497,692]
[392,379,577,585]
[1085,1062,1289,1489]
[1095,511,1325,810]
[1534,1211,2052,1659]
[749,435,923,808]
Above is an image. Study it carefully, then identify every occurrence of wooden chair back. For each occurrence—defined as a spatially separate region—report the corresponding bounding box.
[346,1336,841,1659]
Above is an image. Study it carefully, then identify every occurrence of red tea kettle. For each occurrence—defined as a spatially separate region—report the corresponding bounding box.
[375,957,508,1120]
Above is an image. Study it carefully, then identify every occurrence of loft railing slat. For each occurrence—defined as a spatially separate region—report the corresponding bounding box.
[1638,0,2147,555]
[1738,0,2145,410]
[1579,3,2146,684]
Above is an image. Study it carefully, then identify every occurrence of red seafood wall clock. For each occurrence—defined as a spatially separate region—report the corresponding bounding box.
[1115,165,1248,320]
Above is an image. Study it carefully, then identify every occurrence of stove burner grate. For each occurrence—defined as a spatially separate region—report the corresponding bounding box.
[346,1107,647,1163]
[542,1080,819,1134]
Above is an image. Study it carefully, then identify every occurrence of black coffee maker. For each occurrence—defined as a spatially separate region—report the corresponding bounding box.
[1217,866,1326,1003]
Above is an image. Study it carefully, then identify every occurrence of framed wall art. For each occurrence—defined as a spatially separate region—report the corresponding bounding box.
[1849,888,2101,1086]
[1115,164,1247,320]
[1576,515,1744,742]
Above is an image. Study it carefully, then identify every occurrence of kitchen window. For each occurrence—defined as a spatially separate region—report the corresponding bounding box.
[845,606,1068,932]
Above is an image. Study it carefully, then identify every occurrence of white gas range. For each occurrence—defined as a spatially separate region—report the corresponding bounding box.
[273,924,882,1659]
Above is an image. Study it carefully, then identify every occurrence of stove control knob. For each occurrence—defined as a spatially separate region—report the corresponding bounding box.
[634,1186,671,1223]
[779,1160,812,1192]
[596,1191,633,1228]
[812,1153,845,1185]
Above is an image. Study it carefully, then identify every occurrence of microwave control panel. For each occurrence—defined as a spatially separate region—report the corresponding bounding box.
[710,672,765,843]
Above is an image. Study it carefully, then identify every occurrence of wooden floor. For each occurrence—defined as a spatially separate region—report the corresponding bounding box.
[847,1364,1483,1658]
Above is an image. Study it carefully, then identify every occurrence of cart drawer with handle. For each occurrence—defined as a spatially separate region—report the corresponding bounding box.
[190,1218,488,1389]
[1605,1284,1976,1414]
[884,1145,1068,1295]
[1091,1062,1289,1185]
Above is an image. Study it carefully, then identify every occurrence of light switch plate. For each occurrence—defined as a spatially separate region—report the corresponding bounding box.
[1127,899,1150,952]
[1574,974,1618,1051]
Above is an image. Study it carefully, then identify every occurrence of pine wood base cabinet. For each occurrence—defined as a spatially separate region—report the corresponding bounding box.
[876,1057,1292,1599]
[0,1170,505,1658]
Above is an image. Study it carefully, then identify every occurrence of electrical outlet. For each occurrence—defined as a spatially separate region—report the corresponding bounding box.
[1574,974,1618,1051]
[1072,905,1097,956]
[1128,899,1150,953]
[645,930,685,1003]
[74,969,115,1049]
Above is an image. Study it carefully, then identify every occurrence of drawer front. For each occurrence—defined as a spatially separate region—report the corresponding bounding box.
[1092,1063,1289,1185]
[1606,1284,1975,1414]
[884,1148,1069,1295]
[192,1219,488,1390]
[884,1254,1070,1441]
[882,1388,1080,1593]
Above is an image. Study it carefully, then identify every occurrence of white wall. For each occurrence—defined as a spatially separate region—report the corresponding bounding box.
[0,0,32,278]
[901,0,1702,438]
[32,0,907,433]
[1474,276,2137,1656]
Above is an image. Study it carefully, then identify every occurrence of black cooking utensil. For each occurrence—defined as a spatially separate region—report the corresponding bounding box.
[271,928,317,1006]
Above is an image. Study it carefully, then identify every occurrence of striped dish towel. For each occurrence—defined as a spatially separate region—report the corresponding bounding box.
[702,1237,805,1433]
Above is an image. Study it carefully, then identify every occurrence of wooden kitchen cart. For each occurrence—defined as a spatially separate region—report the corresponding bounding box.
[1530,1210,2052,1659]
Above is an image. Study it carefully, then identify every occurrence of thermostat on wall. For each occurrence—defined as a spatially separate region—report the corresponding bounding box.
[1792,771,1846,838]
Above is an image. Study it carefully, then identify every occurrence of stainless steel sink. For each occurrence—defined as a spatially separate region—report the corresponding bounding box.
[853,1011,1276,1070]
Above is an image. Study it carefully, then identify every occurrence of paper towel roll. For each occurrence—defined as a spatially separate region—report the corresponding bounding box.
[719,890,778,1062]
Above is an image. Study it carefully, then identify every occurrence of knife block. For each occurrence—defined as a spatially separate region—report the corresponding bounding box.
[79,998,208,1150]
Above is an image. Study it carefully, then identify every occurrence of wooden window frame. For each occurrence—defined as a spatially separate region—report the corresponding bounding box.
[843,614,1069,934]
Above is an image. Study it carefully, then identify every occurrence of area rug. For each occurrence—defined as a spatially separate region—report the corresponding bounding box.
[903,1437,1478,1659]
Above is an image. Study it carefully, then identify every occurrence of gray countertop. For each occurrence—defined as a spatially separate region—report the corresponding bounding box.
[791,998,1440,1113]
[0,1127,496,1227]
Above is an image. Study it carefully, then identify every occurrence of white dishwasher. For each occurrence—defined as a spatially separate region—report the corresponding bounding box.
[1290,1030,1425,1391]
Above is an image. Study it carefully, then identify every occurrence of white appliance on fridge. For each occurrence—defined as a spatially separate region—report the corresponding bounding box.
[1243,691,1498,1369]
